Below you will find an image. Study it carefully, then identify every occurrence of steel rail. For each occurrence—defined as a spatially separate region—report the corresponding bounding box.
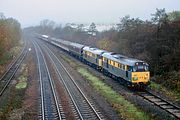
[0,42,27,97]
[138,89,180,119]
[33,40,62,120]
[41,41,84,120]
[42,42,102,120]
[32,41,45,120]
[0,41,27,81]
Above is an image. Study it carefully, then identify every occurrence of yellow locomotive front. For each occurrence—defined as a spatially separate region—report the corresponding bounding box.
[130,62,150,87]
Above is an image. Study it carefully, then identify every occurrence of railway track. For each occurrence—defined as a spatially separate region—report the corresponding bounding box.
[38,40,104,120]
[0,43,27,97]
[138,89,180,119]
[33,41,63,120]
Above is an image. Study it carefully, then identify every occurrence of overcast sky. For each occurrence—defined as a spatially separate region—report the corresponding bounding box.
[0,0,179,27]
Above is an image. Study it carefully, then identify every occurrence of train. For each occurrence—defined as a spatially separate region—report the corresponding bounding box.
[38,34,150,88]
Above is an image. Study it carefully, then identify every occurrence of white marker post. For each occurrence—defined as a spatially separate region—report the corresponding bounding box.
[28,48,31,51]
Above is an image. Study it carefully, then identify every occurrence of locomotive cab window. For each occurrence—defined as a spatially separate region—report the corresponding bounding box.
[133,62,149,72]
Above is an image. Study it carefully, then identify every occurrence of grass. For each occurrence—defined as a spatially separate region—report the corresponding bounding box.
[0,64,28,119]
[0,52,12,65]
[16,64,28,90]
[0,45,21,65]
[78,67,152,120]
[60,55,77,67]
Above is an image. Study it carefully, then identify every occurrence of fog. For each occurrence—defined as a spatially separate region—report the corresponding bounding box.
[0,0,179,27]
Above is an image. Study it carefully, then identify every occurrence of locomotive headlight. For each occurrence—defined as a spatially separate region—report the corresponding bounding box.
[144,73,149,79]
[145,74,148,77]
[133,77,138,81]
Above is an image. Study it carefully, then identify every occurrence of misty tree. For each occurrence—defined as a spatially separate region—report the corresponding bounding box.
[54,24,62,37]
[151,8,168,25]
[168,11,180,21]
[40,19,56,35]
[117,15,131,31]
[77,24,85,32]
[89,22,97,36]
[0,13,6,19]
[0,14,21,62]
[40,19,56,28]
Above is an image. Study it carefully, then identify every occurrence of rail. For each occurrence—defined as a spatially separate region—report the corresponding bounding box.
[40,41,103,120]
[33,40,62,120]
[138,89,180,119]
[0,42,27,97]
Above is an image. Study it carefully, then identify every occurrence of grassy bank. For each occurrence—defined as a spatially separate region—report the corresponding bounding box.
[0,44,22,75]
[0,64,28,120]
[16,64,28,89]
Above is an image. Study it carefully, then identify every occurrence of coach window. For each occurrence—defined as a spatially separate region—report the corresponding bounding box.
[115,62,118,68]
[113,61,115,66]
[125,65,127,71]
[111,60,113,65]
[123,65,126,70]
[118,63,121,68]
[122,65,125,70]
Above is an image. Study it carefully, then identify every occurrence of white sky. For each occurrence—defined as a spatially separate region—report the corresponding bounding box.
[0,0,179,27]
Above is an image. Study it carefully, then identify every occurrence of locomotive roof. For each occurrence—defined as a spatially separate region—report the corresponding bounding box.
[102,52,144,66]
[51,37,84,48]
[69,42,85,49]
[51,37,60,42]
[42,35,49,38]
[83,46,107,55]
[52,38,71,46]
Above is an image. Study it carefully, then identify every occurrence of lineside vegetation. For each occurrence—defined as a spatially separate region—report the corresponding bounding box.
[0,13,22,71]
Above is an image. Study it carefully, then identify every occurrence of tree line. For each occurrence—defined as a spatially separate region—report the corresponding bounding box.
[0,13,21,64]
